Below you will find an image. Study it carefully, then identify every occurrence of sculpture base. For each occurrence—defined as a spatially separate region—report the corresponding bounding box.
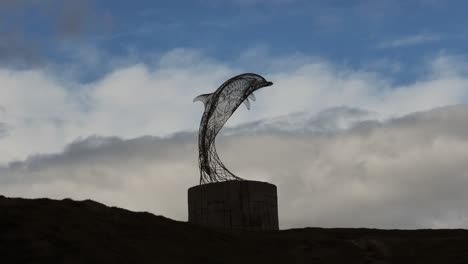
[188,180,279,231]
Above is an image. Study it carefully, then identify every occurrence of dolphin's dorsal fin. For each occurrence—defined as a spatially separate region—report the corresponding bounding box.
[243,98,251,110]
[193,93,213,106]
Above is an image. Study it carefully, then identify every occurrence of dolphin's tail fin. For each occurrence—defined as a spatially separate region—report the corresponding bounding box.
[193,93,213,106]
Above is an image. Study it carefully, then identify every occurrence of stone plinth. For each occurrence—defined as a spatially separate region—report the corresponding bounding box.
[188,180,278,231]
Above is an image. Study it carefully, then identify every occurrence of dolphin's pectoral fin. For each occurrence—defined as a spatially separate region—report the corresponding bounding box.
[248,93,256,101]
[243,98,251,110]
[193,93,213,105]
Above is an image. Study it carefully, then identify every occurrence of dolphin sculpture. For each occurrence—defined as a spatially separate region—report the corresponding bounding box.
[193,73,273,184]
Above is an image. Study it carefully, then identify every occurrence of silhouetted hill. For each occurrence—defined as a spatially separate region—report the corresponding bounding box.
[1,195,467,263]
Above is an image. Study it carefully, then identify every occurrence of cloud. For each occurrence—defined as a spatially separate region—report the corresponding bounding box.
[0,0,110,67]
[225,106,375,135]
[0,32,42,67]
[2,105,468,229]
[378,33,442,48]
[56,0,97,39]
[0,122,8,138]
[1,48,468,165]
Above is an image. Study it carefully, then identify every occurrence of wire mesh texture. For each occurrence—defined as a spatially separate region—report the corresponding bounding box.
[193,73,273,185]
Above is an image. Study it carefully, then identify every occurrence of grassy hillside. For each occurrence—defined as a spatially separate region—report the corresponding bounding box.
[1,195,467,263]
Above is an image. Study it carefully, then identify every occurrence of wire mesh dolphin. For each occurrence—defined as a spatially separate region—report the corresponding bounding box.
[193,73,273,184]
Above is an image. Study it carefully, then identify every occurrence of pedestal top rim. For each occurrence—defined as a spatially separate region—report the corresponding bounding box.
[188,180,276,191]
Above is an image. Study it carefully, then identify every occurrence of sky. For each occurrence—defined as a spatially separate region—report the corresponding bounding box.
[1,0,468,229]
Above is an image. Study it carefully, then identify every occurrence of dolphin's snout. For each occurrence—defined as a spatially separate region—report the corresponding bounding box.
[257,81,273,89]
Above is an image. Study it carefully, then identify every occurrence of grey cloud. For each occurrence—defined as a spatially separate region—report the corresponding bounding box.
[0,122,9,138]
[0,132,198,218]
[56,0,112,40]
[0,0,98,38]
[0,105,9,137]
[1,105,468,229]
[1,134,196,184]
[0,0,109,66]
[225,106,374,135]
[0,1,46,67]
[57,0,93,39]
[0,33,42,67]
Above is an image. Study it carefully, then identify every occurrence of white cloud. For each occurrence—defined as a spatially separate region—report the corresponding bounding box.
[1,49,468,165]
[378,33,442,48]
[2,105,468,229]
[0,49,234,163]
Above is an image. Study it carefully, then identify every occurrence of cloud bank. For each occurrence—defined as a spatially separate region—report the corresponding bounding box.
[2,49,468,228]
[2,105,468,229]
[1,49,468,164]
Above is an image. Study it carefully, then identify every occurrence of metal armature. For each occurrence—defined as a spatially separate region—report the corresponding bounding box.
[194,73,273,185]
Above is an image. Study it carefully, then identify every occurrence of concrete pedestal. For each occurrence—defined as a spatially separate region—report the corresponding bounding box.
[188,180,279,231]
